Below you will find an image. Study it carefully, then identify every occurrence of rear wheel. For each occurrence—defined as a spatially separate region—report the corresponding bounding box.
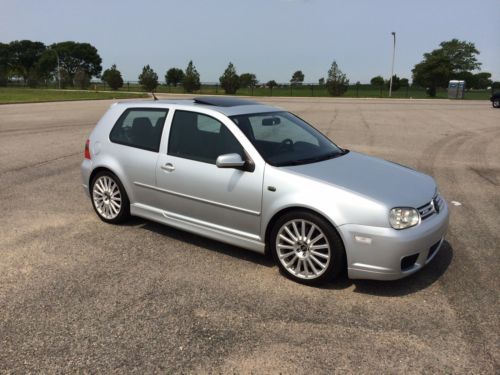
[270,210,345,285]
[493,99,500,108]
[91,171,130,224]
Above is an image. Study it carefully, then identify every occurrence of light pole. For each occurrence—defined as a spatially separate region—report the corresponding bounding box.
[389,31,396,98]
[49,47,61,89]
[55,49,61,89]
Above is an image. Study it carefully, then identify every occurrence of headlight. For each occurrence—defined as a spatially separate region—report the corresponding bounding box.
[389,207,420,229]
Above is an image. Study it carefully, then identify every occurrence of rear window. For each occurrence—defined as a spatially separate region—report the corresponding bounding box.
[109,108,169,152]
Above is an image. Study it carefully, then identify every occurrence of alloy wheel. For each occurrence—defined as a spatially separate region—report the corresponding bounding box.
[276,219,331,279]
[92,175,122,220]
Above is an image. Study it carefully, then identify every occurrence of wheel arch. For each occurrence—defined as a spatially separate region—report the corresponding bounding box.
[264,206,346,257]
[89,166,118,186]
[89,165,132,202]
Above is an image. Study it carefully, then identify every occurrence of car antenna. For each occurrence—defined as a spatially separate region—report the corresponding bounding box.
[152,92,158,101]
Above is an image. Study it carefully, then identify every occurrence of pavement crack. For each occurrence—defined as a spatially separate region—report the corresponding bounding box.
[469,167,499,186]
[0,152,81,176]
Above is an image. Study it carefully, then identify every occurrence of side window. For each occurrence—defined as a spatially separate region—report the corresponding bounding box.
[109,108,169,152]
[168,110,244,164]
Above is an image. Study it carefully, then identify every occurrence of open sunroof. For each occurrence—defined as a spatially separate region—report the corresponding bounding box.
[193,96,260,107]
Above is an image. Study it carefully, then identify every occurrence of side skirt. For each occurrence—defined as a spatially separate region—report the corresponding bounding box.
[130,203,266,254]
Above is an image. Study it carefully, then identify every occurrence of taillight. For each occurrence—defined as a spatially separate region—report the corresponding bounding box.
[84,139,91,159]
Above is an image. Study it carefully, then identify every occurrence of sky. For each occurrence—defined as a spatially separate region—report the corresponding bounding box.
[1,0,499,83]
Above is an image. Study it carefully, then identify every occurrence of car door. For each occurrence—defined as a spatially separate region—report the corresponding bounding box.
[107,107,168,207]
[155,109,264,239]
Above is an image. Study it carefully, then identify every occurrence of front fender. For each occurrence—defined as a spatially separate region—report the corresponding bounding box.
[261,165,388,238]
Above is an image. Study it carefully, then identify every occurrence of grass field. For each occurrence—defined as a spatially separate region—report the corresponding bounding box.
[0,88,148,104]
[1,85,492,103]
[111,82,492,100]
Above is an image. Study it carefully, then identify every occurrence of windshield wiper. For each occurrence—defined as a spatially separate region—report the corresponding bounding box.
[278,150,347,166]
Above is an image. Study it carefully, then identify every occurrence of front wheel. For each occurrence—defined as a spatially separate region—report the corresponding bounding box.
[493,99,500,108]
[91,171,130,224]
[270,210,345,285]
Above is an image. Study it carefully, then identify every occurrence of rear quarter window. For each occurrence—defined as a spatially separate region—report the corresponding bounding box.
[109,108,169,152]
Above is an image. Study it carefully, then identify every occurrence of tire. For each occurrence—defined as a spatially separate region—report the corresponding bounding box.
[270,210,345,285]
[493,99,500,108]
[90,171,130,224]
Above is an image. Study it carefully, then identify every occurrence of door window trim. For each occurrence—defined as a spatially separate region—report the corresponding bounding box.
[167,109,247,165]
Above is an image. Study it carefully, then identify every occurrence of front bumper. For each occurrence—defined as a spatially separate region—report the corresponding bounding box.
[339,201,449,280]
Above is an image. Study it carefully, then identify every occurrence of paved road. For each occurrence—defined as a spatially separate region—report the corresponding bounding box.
[0,97,498,373]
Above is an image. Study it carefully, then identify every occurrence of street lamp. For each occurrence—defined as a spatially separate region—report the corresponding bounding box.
[49,47,61,89]
[389,31,396,97]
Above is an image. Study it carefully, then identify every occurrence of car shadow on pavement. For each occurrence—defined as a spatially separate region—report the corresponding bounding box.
[325,240,454,296]
[125,217,275,268]
[124,217,453,295]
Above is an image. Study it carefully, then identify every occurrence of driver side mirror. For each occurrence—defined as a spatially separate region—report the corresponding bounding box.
[216,153,246,169]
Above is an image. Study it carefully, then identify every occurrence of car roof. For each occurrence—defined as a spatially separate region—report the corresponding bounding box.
[113,96,280,116]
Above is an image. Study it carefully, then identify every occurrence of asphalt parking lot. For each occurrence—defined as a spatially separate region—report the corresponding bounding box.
[0,96,499,373]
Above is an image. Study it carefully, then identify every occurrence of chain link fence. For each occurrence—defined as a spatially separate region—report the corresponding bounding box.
[2,79,493,100]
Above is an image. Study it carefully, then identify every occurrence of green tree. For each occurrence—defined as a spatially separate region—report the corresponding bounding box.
[183,60,200,93]
[49,41,102,83]
[290,70,304,85]
[239,73,258,88]
[57,68,71,89]
[219,62,240,94]
[326,61,349,96]
[400,78,409,87]
[35,50,58,82]
[165,67,184,86]
[138,65,159,92]
[102,64,124,90]
[74,68,90,89]
[318,77,325,85]
[472,72,492,89]
[9,40,46,84]
[267,80,278,88]
[387,74,401,91]
[370,75,384,88]
[454,71,491,90]
[412,39,481,97]
[0,43,11,85]
[455,71,475,90]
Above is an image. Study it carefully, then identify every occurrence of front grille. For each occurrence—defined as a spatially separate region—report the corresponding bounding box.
[401,253,419,271]
[418,194,444,221]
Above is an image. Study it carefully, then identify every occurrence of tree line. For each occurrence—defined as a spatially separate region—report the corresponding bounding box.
[0,39,497,97]
[0,40,101,88]
[133,60,349,97]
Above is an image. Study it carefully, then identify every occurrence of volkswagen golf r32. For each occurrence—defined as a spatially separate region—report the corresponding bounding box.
[81,97,449,285]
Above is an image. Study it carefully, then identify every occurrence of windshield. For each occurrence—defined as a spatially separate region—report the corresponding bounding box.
[230,111,346,166]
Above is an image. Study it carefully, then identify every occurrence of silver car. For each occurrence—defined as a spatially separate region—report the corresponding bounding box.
[81,97,449,285]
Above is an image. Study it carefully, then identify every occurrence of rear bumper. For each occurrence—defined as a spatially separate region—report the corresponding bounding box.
[81,159,92,197]
[339,201,449,280]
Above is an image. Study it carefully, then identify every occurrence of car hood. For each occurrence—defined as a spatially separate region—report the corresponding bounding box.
[283,151,436,208]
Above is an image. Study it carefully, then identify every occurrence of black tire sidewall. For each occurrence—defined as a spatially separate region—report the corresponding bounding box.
[270,210,345,285]
[90,171,130,224]
[493,100,500,108]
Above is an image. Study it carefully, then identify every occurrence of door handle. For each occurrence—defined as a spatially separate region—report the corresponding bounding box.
[161,163,175,172]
